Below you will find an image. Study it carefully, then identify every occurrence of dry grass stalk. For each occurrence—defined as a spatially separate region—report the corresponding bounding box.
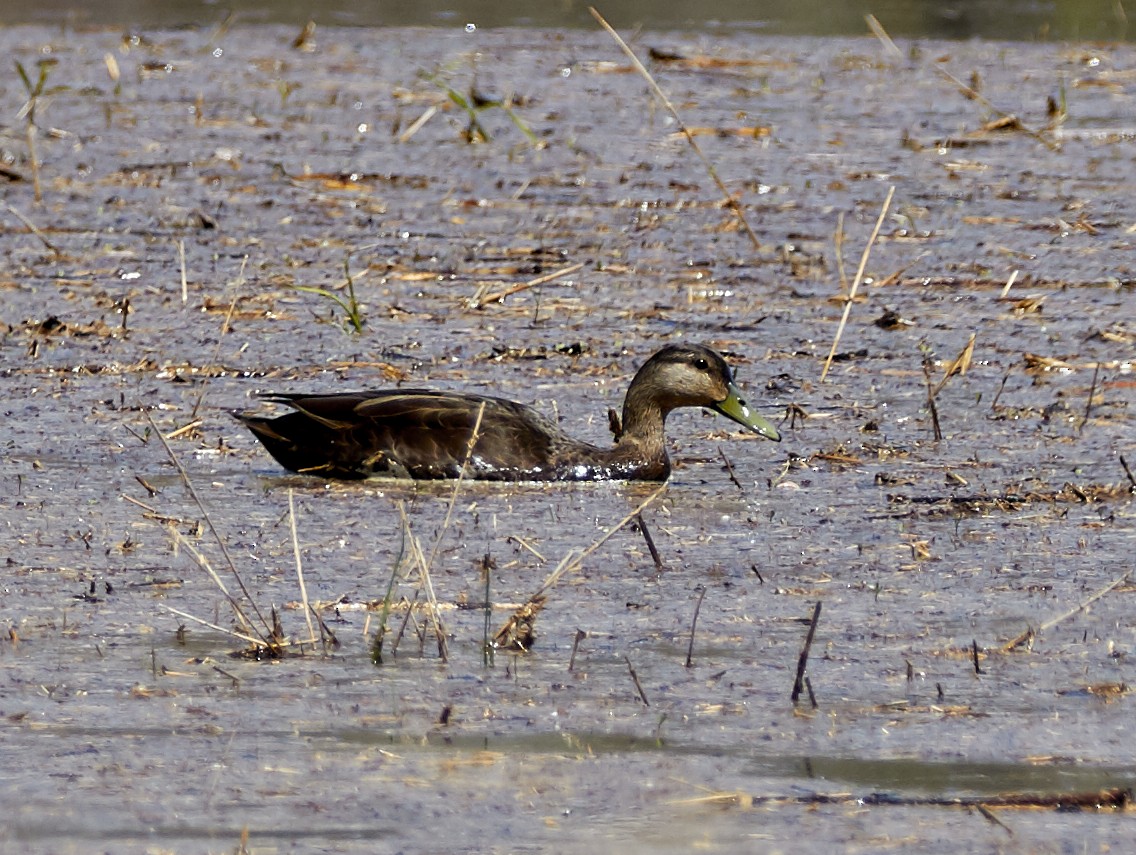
[999,268,1020,299]
[469,261,584,309]
[589,6,762,251]
[397,502,449,661]
[4,202,59,254]
[684,586,708,668]
[288,489,316,644]
[178,239,188,304]
[1003,569,1131,652]
[791,601,822,704]
[494,484,668,647]
[932,333,977,397]
[147,411,275,642]
[820,186,895,381]
[867,14,1058,151]
[189,254,247,421]
[160,604,264,647]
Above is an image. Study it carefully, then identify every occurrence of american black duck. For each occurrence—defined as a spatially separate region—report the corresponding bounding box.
[233,343,781,481]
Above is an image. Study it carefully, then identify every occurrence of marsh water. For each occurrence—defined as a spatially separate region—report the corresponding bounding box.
[1,20,1135,854]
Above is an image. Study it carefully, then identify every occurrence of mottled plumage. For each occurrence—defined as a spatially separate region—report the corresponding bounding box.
[233,343,780,481]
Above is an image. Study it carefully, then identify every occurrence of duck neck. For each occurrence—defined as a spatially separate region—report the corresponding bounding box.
[618,383,668,461]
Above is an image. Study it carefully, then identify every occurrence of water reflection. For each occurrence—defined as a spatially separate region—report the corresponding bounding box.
[0,0,1128,41]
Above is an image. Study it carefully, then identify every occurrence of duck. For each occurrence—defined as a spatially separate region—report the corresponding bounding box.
[233,343,781,481]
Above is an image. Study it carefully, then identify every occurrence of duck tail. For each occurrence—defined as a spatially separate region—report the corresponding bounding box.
[231,410,355,477]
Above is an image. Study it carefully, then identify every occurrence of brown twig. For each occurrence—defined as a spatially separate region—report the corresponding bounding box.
[972,639,983,674]
[568,629,586,671]
[820,186,894,381]
[718,446,742,490]
[624,655,650,705]
[589,6,762,251]
[1080,362,1100,433]
[634,512,664,570]
[923,358,943,441]
[1120,455,1136,491]
[791,601,822,703]
[684,586,708,668]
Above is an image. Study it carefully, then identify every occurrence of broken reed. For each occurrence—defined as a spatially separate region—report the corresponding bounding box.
[791,601,822,705]
[145,412,323,656]
[589,6,762,251]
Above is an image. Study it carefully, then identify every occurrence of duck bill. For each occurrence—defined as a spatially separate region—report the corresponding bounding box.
[713,383,781,442]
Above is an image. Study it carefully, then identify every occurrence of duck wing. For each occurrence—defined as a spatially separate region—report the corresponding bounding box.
[243,390,564,479]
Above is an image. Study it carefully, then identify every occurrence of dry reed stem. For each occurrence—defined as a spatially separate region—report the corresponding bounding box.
[865,15,903,59]
[398,104,438,143]
[999,269,1020,299]
[1003,569,1131,652]
[820,186,895,381]
[190,255,247,421]
[397,502,449,661]
[4,202,59,254]
[160,605,264,646]
[470,261,585,308]
[624,655,650,705]
[589,6,762,251]
[178,239,188,304]
[932,333,976,397]
[146,411,273,639]
[495,484,668,642]
[288,489,316,643]
[867,14,1057,151]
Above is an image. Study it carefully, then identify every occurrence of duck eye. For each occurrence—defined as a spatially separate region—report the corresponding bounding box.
[694,358,708,370]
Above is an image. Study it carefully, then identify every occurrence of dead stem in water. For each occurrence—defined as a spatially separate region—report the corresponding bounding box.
[494,484,667,649]
[1003,569,1132,652]
[468,261,584,309]
[146,411,273,644]
[867,14,1058,150]
[684,586,708,668]
[677,785,1132,811]
[188,255,246,422]
[791,601,822,704]
[4,202,59,254]
[821,186,894,381]
[590,7,762,251]
[289,489,316,644]
[397,503,449,661]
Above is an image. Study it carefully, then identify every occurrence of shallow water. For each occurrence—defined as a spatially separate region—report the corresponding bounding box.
[1,22,1135,853]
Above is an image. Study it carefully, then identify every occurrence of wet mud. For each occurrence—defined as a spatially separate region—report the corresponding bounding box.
[1,22,1135,853]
